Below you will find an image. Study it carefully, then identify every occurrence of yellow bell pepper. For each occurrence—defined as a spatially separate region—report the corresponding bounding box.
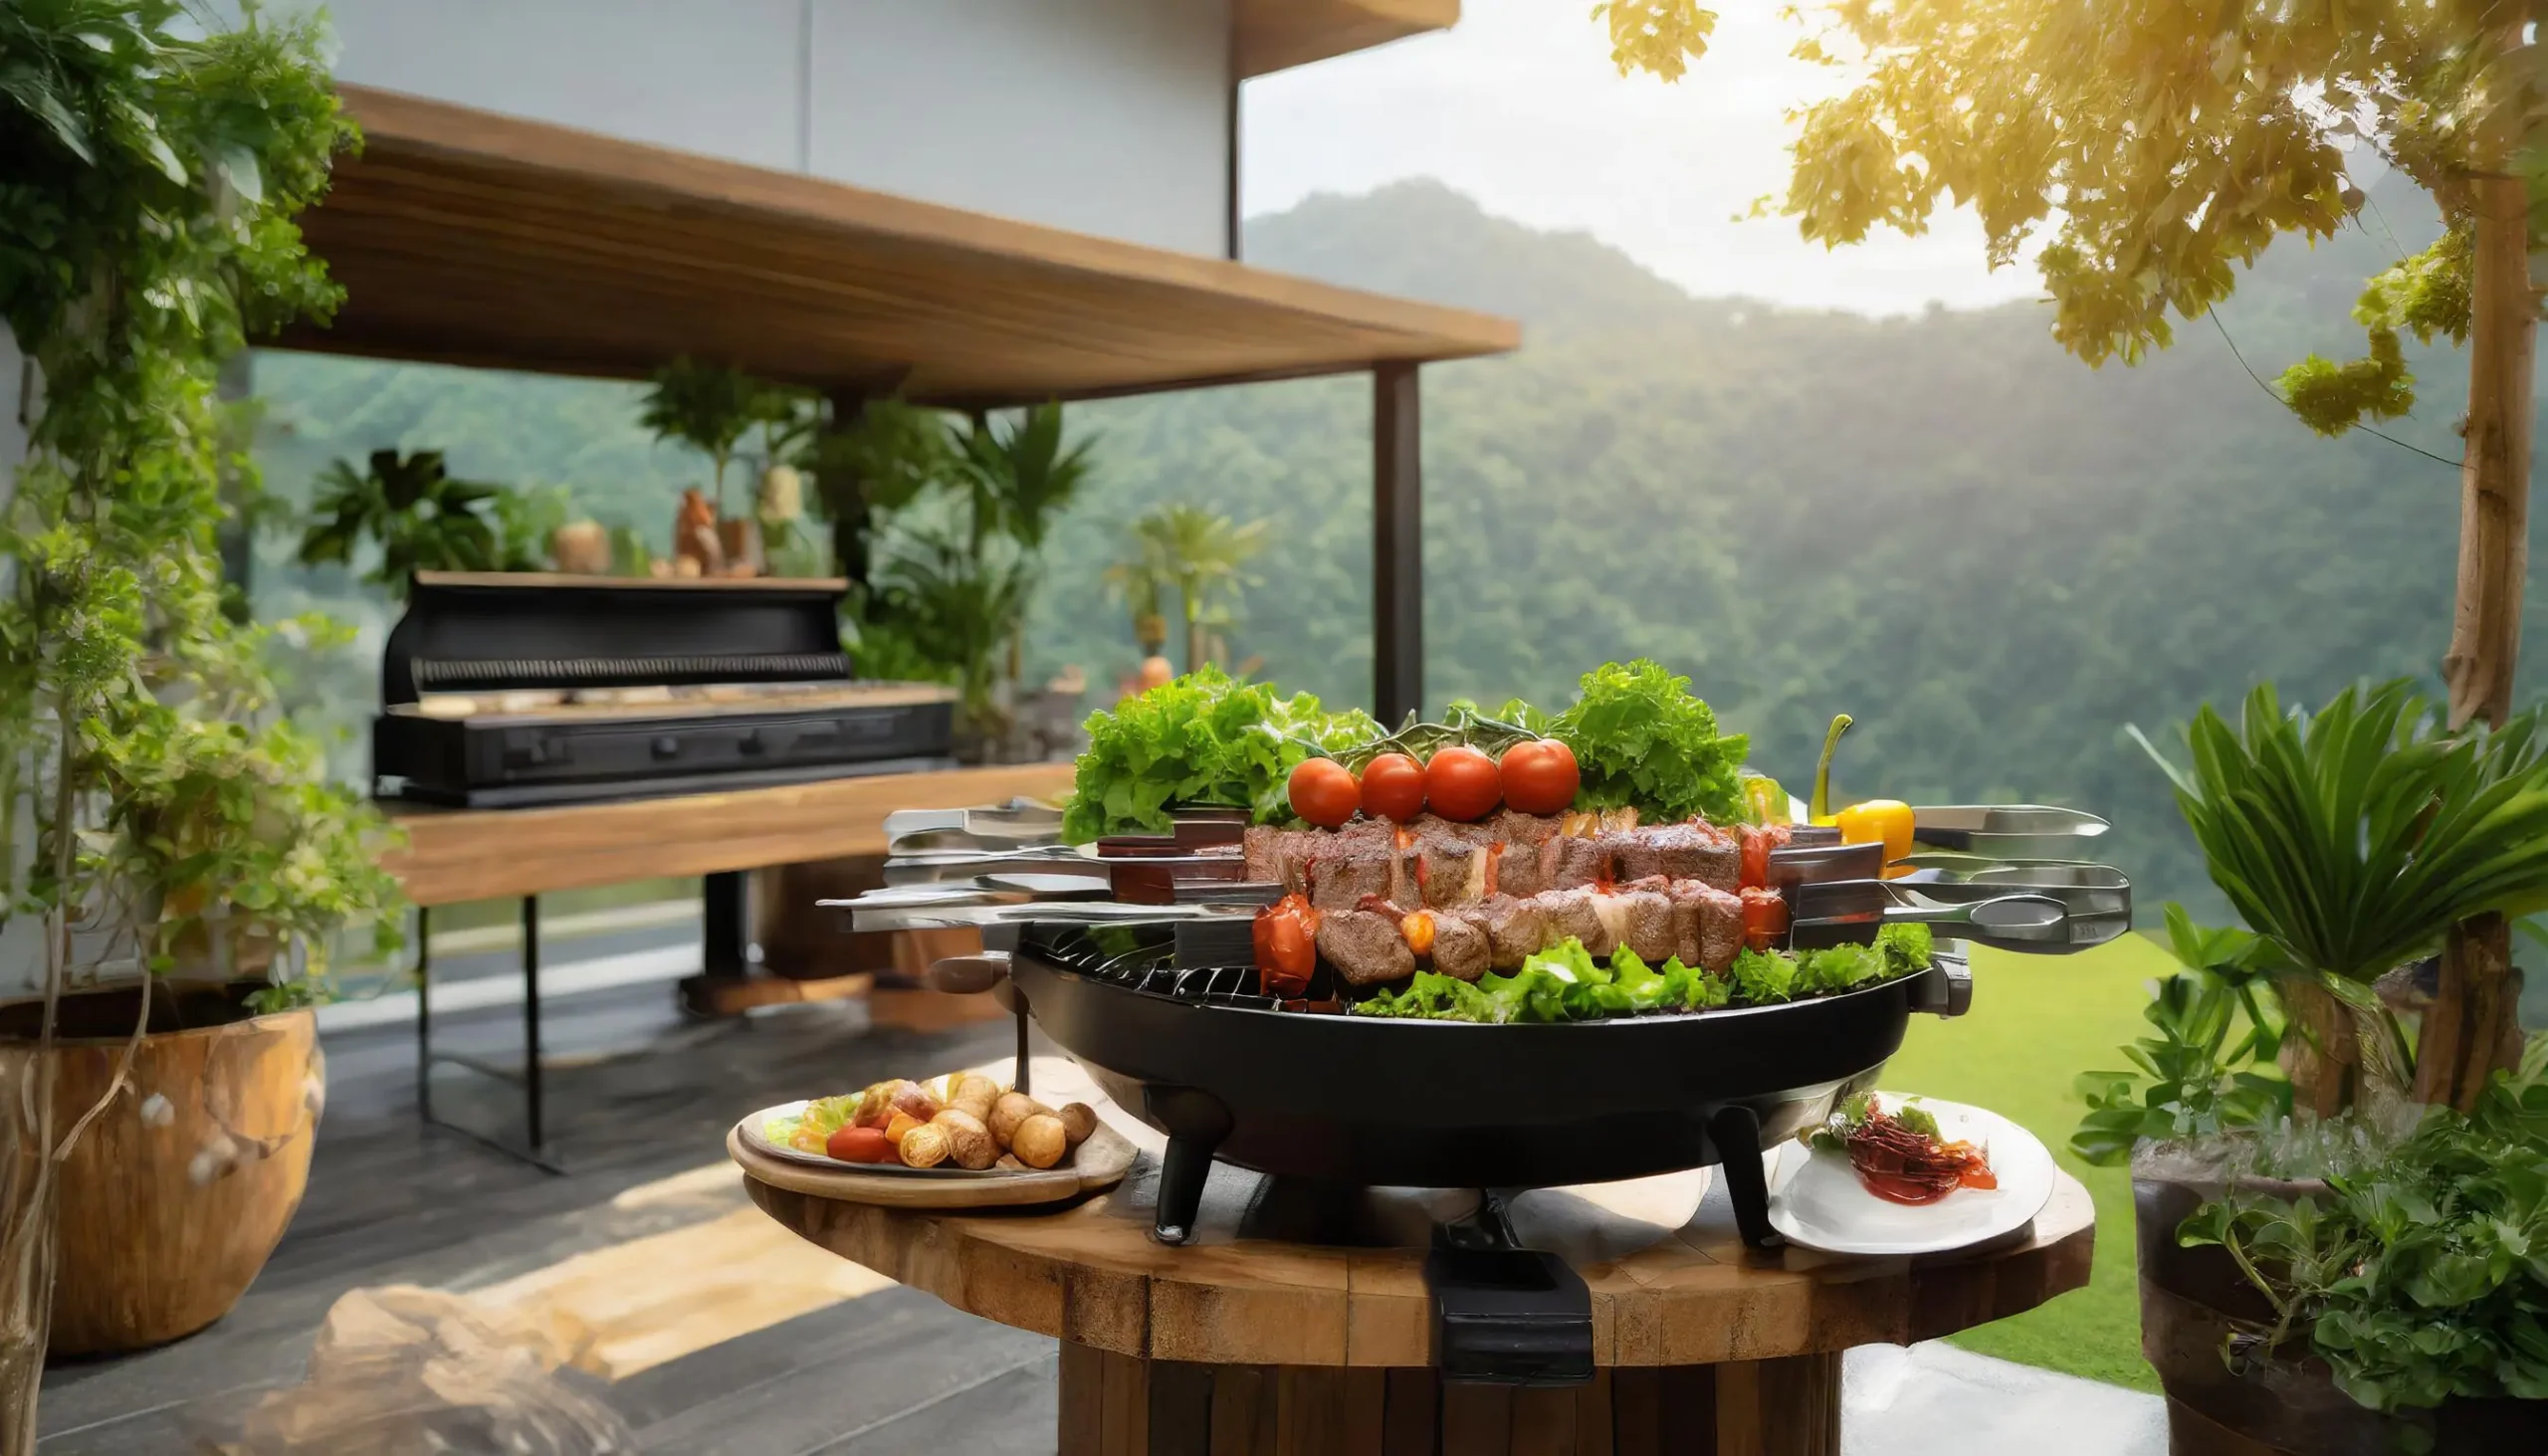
[1836,798,1914,866]
[1740,773,1791,826]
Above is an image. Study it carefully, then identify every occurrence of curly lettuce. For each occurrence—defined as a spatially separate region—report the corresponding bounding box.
[1061,667,1377,842]
[1551,659,1748,824]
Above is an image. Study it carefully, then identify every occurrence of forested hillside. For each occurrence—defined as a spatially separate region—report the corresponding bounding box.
[249,176,2541,911]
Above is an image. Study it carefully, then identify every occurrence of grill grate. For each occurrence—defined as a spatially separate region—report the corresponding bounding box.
[1029,922,1276,1009]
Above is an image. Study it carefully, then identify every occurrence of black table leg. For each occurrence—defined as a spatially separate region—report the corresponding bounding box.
[415,894,562,1173]
[414,905,432,1120]
[703,870,749,977]
[523,894,543,1153]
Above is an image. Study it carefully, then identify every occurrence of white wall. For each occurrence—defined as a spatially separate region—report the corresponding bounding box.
[300,0,1234,255]
[808,0,1231,253]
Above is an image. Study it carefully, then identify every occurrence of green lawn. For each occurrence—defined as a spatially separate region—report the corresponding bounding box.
[1881,935,2171,1391]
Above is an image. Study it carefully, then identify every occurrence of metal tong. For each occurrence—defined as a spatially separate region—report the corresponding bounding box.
[1788,878,2073,952]
[1910,804,2109,861]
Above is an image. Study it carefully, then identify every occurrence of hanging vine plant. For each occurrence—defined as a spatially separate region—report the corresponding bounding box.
[1,3,401,1436]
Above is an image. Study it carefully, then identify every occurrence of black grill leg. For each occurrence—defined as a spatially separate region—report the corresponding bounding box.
[1145,1086,1232,1246]
[1707,1103,1786,1252]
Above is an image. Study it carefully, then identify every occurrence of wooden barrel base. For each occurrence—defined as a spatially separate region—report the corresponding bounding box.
[1058,1344,1839,1456]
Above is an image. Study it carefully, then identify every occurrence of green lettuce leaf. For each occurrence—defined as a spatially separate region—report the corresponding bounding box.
[1551,659,1749,824]
[1732,946,1800,1004]
[1061,666,1379,841]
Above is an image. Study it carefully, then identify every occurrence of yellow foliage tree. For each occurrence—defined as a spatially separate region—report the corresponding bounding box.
[1596,0,2545,1105]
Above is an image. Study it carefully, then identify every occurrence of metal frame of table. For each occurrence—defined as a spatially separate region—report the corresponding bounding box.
[383,762,1074,1168]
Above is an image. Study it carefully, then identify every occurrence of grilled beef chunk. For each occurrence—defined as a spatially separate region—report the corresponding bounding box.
[1617,887,1677,963]
[1493,809,1563,849]
[1242,825,1282,884]
[1479,895,1548,970]
[1242,827,1321,894]
[1311,852,1391,913]
[1664,879,1745,972]
[1616,822,1740,891]
[1317,909,1415,986]
[1410,812,1497,847]
[1429,911,1492,981]
[1542,834,1614,892]
[1532,887,1611,955]
[1418,837,1486,908]
[1491,841,1544,899]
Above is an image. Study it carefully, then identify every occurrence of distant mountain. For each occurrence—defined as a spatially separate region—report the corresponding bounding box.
[1246,179,1721,331]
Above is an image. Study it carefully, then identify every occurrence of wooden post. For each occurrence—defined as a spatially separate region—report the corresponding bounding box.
[1373,363,1422,723]
[2424,171,2538,1108]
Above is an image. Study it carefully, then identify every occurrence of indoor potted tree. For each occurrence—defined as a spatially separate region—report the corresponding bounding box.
[2075,681,2548,1453]
[0,5,399,1441]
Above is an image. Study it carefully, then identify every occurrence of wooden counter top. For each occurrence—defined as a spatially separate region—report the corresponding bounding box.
[381,761,1075,906]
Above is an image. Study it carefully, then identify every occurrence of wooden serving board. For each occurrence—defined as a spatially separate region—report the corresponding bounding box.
[726,1121,1137,1210]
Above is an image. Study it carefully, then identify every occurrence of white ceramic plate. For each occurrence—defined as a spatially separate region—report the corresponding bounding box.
[740,1100,1005,1177]
[1765,1094,2055,1257]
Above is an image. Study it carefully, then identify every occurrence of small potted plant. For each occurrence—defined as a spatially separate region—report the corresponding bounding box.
[2075,681,2548,1453]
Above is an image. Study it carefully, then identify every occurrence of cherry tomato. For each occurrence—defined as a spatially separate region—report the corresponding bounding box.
[1287,757,1361,827]
[1424,745,1503,821]
[1497,738,1580,815]
[1361,752,1428,821]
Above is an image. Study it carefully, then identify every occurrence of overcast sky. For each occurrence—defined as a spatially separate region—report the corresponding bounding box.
[1241,0,2044,317]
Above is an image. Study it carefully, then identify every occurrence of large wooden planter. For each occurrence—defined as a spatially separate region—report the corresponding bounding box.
[0,981,320,1356]
[2136,1169,2548,1454]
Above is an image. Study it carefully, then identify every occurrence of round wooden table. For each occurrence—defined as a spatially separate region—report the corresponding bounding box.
[737,1074,2093,1456]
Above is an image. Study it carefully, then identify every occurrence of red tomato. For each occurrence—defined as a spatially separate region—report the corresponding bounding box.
[826,1125,896,1163]
[1424,745,1503,821]
[1287,757,1361,827]
[1361,752,1428,821]
[1497,739,1580,815]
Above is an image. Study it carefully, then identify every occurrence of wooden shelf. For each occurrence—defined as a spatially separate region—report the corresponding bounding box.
[380,761,1074,907]
[275,85,1518,407]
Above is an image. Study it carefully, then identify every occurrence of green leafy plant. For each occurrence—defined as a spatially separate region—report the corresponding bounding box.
[638,357,798,512]
[1132,504,1267,675]
[2071,907,2294,1165]
[1060,666,1378,841]
[865,531,1029,731]
[1551,659,1749,824]
[2133,681,2548,990]
[296,449,539,592]
[2179,1038,2548,1416]
[2,1,401,1426]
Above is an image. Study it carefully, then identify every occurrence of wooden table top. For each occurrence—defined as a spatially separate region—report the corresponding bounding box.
[380,761,1075,906]
[739,1060,2096,1370]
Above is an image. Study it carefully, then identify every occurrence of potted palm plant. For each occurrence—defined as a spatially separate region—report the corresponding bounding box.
[0,5,399,1440]
[2074,681,2548,1453]
[1135,503,1267,675]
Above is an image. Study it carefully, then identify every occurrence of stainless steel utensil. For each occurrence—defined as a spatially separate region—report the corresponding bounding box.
[1890,859,2131,920]
[1910,804,2110,860]
[1789,878,2070,951]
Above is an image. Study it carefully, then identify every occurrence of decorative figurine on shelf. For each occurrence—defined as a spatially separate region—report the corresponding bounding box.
[549,519,610,576]
[666,488,724,578]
